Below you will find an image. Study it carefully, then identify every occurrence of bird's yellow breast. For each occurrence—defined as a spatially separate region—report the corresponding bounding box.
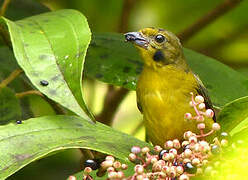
[137,65,210,145]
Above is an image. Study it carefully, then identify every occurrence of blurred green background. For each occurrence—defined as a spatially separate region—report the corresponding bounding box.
[2,0,248,179]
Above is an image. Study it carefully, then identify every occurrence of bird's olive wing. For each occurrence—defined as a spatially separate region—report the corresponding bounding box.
[194,74,216,121]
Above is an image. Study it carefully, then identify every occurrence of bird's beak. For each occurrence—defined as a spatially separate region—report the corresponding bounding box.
[124,32,148,49]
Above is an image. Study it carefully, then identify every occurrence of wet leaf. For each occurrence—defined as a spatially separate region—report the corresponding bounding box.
[0,10,94,120]
[0,115,149,179]
[85,33,248,107]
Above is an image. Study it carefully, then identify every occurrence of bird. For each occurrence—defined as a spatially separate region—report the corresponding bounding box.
[125,27,215,146]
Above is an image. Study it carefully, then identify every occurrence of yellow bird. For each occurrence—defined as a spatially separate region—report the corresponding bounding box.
[125,27,215,146]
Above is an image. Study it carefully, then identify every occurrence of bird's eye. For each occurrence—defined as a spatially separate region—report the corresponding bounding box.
[155,34,165,43]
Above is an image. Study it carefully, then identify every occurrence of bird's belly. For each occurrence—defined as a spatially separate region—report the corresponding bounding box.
[142,89,197,146]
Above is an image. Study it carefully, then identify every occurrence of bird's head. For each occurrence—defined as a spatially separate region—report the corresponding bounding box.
[125,27,187,70]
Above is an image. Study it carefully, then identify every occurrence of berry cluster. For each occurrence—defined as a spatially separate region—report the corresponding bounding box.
[69,93,229,180]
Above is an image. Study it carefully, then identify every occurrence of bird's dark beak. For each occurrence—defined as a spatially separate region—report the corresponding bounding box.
[124,32,148,49]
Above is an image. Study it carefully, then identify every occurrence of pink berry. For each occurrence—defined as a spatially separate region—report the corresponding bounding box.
[184,131,193,140]
[184,113,192,120]
[179,174,189,180]
[68,176,76,180]
[197,123,205,130]
[205,109,214,118]
[195,95,204,103]
[198,103,205,109]
[212,123,221,131]
[131,146,141,154]
[164,140,174,149]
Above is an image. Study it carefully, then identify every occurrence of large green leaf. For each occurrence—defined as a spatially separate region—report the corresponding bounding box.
[0,115,149,179]
[218,96,248,134]
[0,87,21,124]
[85,33,248,107]
[0,10,94,120]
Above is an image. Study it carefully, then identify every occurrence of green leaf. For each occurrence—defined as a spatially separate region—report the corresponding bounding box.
[0,10,94,120]
[0,115,149,179]
[218,96,248,134]
[85,33,248,107]
[0,87,21,124]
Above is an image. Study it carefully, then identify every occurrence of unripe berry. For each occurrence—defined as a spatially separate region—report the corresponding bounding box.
[169,148,177,156]
[105,155,115,162]
[164,140,174,149]
[101,160,113,169]
[108,171,118,179]
[135,165,144,174]
[212,123,221,131]
[176,166,184,175]
[182,141,189,148]
[184,131,193,140]
[197,123,205,130]
[121,164,128,170]
[68,176,76,180]
[184,113,192,120]
[192,158,200,165]
[107,167,115,172]
[189,136,197,144]
[154,145,162,152]
[173,139,181,149]
[221,139,228,147]
[205,109,214,118]
[136,175,144,180]
[189,101,193,107]
[195,95,204,103]
[198,103,205,109]
[113,161,121,169]
[128,153,136,161]
[184,149,192,158]
[84,167,92,174]
[117,171,124,178]
[179,174,189,180]
[162,153,170,161]
[151,157,158,164]
[141,147,150,154]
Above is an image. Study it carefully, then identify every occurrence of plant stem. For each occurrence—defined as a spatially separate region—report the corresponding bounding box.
[96,0,138,125]
[96,87,129,125]
[15,90,44,98]
[0,69,22,88]
[0,0,11,16]
[177,0,243,43]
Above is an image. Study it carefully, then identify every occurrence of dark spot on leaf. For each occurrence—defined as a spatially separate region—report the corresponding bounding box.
[100,54,108,59]
[28,23,34,26]
[49,89,56,95]
[30,31,35,34]
[78,136,96,141]
[31,71,39,77]
[95,73,103,79]
[127,58,142,66]
[17,24,23,27]
[14,154,33,161]
[136,66,143,74]
[51,75,60,82]
[123,66,131,73]
[24,43,29,47]
[40,80,49,86]
[39,54,48,60]
[43,19,49,22]
[75,123,83,127]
